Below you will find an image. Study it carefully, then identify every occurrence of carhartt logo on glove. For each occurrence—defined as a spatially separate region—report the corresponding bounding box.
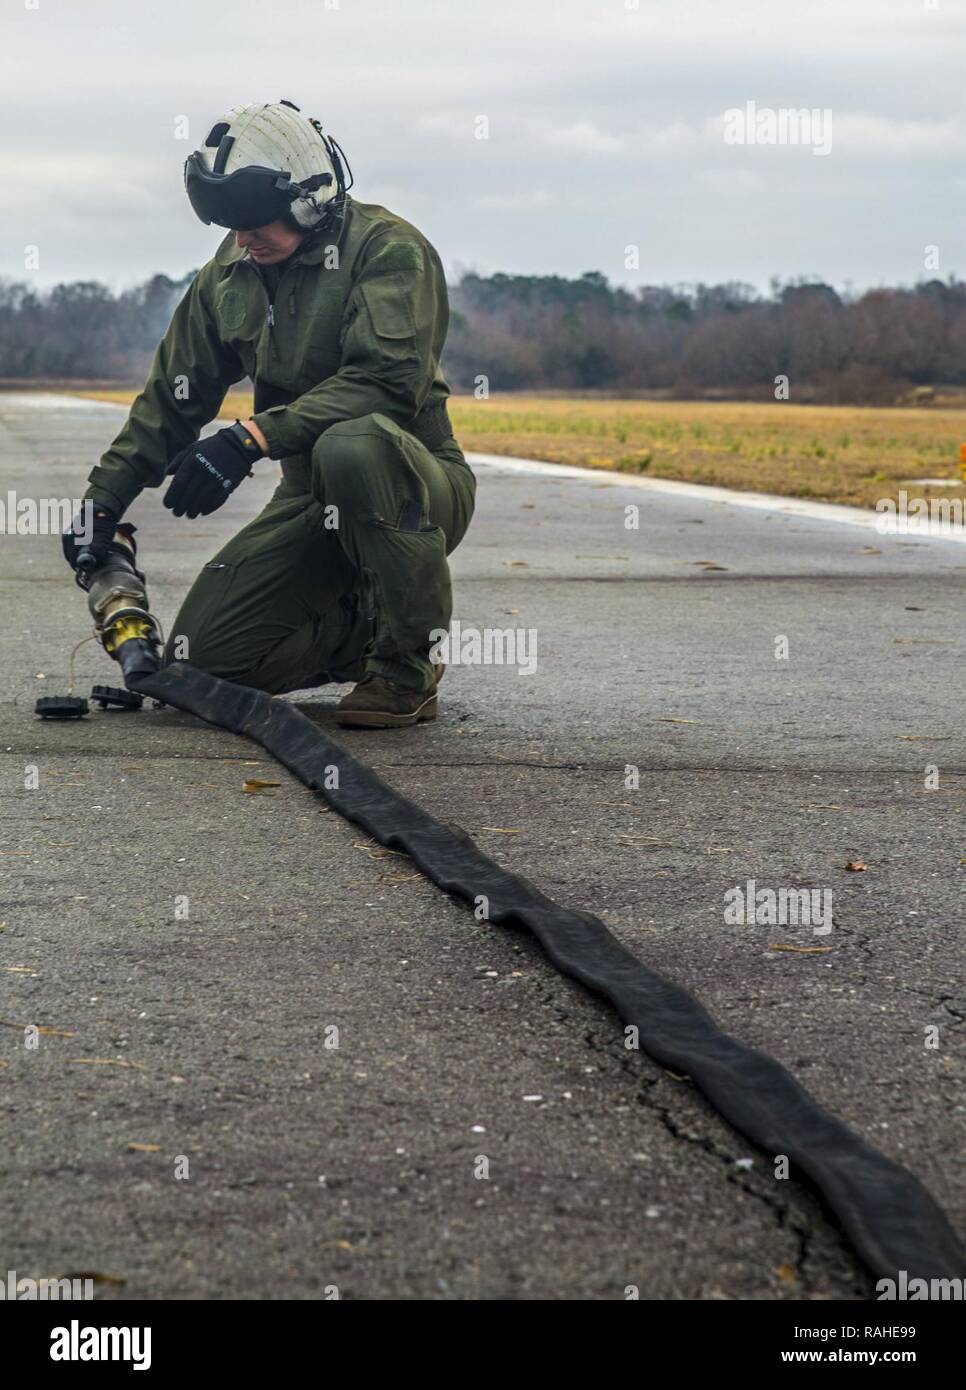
[163,422,263,518]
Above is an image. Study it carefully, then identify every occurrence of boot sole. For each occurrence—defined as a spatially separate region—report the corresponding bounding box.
[336,692,438,730]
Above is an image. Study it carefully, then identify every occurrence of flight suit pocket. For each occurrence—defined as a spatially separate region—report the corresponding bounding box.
[359,274,418,357]
[166,559,240,663]
[213,278,261,372]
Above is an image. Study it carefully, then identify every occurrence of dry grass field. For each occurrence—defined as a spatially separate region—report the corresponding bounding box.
[66,389,966,510]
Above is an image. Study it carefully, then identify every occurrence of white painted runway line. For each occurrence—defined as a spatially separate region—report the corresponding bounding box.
[467,451,966,545]
[2,396,960,545]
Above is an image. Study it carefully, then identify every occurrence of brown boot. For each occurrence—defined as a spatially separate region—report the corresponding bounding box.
[336,665,444,729]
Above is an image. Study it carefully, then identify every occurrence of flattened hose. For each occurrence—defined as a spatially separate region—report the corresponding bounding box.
[129,661,965,1285]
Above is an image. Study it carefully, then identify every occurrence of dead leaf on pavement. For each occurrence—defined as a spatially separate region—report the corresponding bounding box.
[126,1142,161,1153]
[767,944,834,954]
[0,1019,75,1036]
[66,1057,145,1069]
[352,840,409,860]
[243,778,281,794]
[844,860,868,871]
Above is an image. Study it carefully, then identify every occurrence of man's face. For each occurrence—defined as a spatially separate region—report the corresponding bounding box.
[234,219,305,266]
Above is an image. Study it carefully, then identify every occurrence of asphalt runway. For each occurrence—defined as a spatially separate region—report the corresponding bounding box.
[1,393,963,1299]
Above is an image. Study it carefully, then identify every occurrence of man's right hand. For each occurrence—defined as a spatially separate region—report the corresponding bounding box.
[62,504,119,573]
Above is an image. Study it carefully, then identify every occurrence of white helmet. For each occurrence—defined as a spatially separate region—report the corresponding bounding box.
[184,100,351,232]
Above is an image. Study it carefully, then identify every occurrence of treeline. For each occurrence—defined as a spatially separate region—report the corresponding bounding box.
[0,273,194,381]
[446,273,966,404]
[2,267,965,404]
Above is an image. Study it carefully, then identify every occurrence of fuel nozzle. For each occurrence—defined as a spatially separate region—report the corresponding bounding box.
[76,524,162,683]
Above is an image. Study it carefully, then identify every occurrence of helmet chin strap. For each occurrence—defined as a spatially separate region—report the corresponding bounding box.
[296,191,348,237]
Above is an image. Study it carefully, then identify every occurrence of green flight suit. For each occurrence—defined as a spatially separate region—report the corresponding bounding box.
[85,199,476,692]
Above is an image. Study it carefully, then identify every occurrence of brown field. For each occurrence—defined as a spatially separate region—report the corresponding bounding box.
[63,389,966,510]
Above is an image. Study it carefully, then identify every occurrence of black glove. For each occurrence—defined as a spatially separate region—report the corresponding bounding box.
[62,503,118,573]
[162,422,263,519]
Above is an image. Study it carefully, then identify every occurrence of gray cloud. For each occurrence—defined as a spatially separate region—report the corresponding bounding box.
[2,0,963,292]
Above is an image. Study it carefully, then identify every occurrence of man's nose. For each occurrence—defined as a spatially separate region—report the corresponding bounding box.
[234,229,254,248]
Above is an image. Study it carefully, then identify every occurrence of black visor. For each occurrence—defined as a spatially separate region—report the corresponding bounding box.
[184,152,298,231]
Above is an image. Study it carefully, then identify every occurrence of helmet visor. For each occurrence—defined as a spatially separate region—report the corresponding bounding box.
[184,153,297,231]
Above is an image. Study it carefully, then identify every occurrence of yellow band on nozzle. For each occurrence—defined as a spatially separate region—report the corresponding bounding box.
[103,616,153,655]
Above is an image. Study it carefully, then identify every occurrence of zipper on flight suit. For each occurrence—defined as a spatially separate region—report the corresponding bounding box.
[244,257,275,336]
[243,247,306,379]
[241,252,307,417]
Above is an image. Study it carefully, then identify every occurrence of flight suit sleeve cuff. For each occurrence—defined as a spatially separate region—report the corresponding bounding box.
[250,408,295,460]
[83,479,132,519]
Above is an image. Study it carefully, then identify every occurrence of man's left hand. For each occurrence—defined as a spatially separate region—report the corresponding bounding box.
[163,421,265,518]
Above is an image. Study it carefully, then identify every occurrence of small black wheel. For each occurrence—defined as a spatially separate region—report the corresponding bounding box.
[90,685,143,711]
[35,695,89,720]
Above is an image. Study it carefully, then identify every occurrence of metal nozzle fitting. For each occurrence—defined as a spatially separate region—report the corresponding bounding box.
[77,527,162,679]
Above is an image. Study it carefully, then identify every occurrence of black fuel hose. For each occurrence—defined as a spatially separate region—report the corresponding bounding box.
[128,660,965,1286]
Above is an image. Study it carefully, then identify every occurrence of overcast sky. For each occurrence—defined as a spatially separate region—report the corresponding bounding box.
[2,0,964,293]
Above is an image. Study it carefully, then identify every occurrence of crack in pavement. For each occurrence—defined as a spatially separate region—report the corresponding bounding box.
[521,971,862,1295]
